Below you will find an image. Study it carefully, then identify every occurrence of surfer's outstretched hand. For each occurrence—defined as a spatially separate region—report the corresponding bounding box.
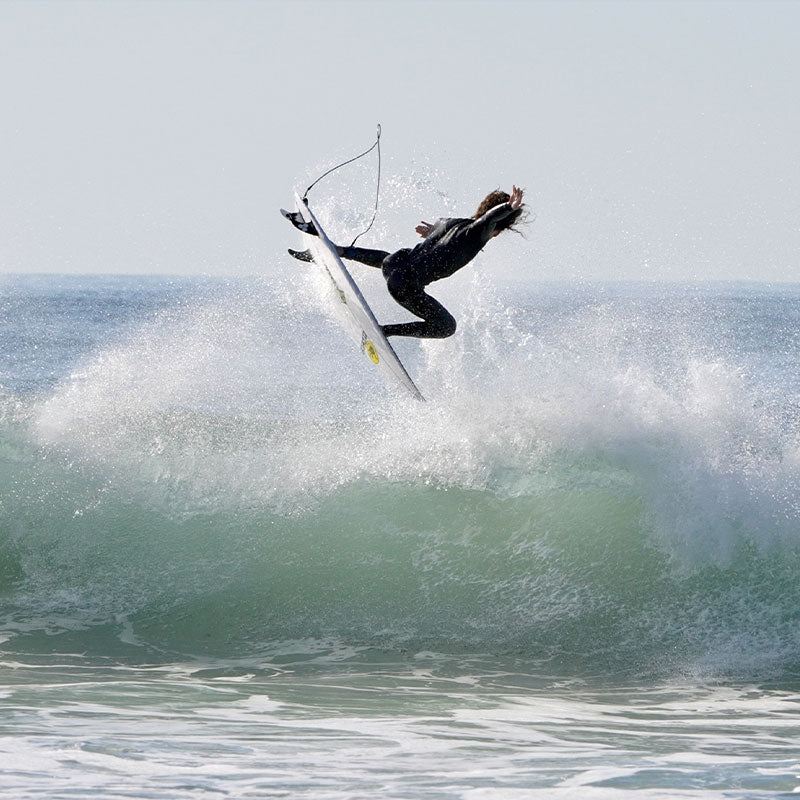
[509,185,524,210]
[415,221,435,238]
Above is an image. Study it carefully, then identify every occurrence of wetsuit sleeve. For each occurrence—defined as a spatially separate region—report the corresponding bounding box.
[468,202,517,241]
[425,218,459,243]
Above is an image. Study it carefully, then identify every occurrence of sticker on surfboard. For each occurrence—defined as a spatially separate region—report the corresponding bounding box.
[361,332,380,364]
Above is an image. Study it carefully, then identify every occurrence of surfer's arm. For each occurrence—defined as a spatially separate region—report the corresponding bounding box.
[417,218,461,244]
[472,203,516,231]
[470,186,524,237]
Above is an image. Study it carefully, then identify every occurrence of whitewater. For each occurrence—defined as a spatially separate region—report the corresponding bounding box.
[1,263,800,796]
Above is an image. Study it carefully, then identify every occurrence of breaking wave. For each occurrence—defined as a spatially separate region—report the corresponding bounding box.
[1,272,800,682]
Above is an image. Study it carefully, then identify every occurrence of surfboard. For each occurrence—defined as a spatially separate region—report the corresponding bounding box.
[293,194,425,401]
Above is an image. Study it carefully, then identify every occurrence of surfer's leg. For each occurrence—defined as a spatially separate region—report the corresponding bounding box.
[335,245,390,269]
[287,245,387,267]
[286,242,389,267]
[382,277,457,339]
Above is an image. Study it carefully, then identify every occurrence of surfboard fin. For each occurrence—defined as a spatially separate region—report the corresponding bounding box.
[288,248,315,263]
[280,208,319,236]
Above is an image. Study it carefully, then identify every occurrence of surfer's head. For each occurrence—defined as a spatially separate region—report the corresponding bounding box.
[474,189,524,235]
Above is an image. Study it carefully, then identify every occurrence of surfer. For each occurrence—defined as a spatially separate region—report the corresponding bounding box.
[283,186,525,339]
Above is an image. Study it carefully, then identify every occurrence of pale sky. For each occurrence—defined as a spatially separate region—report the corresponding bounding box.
[1,0,798,281]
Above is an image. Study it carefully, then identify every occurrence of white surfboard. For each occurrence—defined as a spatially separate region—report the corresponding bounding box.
[294,194,425,401]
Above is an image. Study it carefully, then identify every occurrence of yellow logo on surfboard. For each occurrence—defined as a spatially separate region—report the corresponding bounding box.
[360,331,379,364]
[365,340,379,364]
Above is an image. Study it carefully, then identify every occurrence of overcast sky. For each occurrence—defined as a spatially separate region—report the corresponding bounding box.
[1,0,798,281]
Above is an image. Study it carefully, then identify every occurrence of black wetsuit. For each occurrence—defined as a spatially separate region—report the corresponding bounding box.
[334,201,518,339]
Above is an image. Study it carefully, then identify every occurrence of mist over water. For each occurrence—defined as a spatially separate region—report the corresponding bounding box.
[2,268,799,685]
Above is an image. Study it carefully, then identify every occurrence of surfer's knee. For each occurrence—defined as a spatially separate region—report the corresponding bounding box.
[434,314,457,338]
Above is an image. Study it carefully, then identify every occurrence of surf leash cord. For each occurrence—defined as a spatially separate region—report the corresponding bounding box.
[302,124,382,247]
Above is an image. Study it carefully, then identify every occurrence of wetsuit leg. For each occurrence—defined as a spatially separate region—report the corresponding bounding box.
[336,245,390,268]
[287,244,390,268]
[382,272,457,339]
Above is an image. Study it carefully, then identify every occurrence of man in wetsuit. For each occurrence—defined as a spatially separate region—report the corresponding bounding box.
[283,185,525,339]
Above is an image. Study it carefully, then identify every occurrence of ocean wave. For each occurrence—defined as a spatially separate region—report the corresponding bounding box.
[1,277,799,680]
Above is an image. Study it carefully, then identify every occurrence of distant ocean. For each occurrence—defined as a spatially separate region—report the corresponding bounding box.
[1,272,800,798]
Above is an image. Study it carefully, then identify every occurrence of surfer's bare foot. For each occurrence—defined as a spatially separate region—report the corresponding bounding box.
[288,248,314,263]
[280,209,319,236]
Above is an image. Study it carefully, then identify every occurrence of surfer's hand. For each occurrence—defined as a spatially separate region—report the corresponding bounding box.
[416,221,435,238]
[509,185,524,211]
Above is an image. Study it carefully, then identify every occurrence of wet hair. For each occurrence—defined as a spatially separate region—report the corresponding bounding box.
[474,189,524,233]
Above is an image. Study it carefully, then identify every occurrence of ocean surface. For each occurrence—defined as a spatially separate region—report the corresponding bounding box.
[1,271,800,798]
